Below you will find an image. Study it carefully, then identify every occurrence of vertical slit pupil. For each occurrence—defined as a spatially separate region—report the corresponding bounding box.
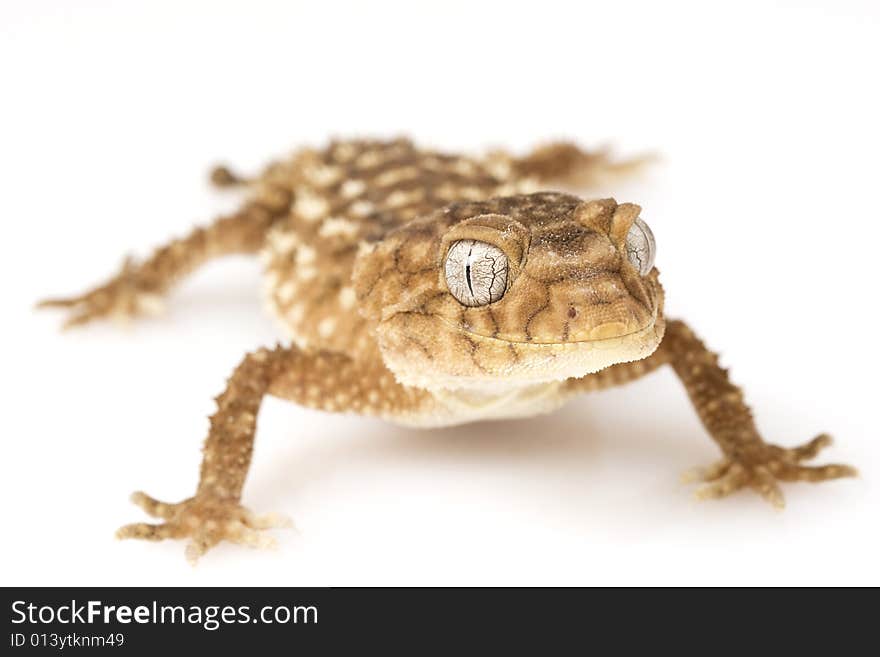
[465,242,475,298]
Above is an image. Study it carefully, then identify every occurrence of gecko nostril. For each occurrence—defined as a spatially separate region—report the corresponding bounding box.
[568,307,577,319]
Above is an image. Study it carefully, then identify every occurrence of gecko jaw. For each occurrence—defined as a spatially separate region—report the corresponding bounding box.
[377,315,665,391]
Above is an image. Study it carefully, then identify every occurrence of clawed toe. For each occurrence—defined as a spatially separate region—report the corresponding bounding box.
[692,462,747,500]
[684,434,856,508]
[37,258,163,329]
[130,491,177,519]
[774,462,858,482]
[246,511,295,530]
[786,433,833,461]
[680,459,732,484]
[118,491,292,563]
[116,522,186,541]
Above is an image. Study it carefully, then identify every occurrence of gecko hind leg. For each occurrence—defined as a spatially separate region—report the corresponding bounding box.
[38,256,165,329]
[513,141,656,189]
[38,184,289,329]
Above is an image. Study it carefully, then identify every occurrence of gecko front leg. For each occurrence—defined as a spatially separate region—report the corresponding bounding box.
[565,320,856,506]
[117,345,428,562]
[659,320,856,506]
[117,346,292,562]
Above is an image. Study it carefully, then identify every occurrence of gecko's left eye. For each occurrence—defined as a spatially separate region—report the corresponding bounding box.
[444,239,509,307]
[625,216,656,276]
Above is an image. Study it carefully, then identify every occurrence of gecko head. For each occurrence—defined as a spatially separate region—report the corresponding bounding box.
[354,193,665,390]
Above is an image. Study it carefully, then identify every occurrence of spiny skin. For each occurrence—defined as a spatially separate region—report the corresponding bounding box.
[354,194,663,393]
[40,138,855,561]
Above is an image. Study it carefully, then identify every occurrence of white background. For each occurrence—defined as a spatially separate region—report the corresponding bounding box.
[3,0,878,586]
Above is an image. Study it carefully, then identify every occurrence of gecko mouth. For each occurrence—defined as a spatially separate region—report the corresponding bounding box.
[379,315,663,389]
[376,305,665,389]
[439,315,658,346]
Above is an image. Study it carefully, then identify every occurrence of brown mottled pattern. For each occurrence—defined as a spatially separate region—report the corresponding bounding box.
[354,193,664,389]
[40,137,856,560]
[262,138,534,357]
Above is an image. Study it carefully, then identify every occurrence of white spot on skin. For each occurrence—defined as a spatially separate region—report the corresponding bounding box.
[307,164,342,187]
[340,179,366,198]
[271,231,299,255]
[483,155,512,179]
[277,281,296,303]
[355,150,384,168]
[350,200,375,217]
[297,245,316,265]
[375,166,419,187]
[338,286,356,309]
[298,266,317,281]
[318,317,337,337]
[294,190,329,222]
[385,189,423,208]
[332,143,357,162]
[319,217,359,238]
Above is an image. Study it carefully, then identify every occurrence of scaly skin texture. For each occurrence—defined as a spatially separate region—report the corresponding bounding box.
[40,137,855,561]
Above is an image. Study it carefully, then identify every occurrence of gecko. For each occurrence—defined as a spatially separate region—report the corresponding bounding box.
[39,137,856,562]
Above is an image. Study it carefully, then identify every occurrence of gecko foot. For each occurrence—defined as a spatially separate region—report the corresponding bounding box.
[681,434,857,509]
[37,257,163,329]
[117,491,293,563]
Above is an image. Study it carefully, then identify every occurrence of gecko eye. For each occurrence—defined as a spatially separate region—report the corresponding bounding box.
[444,239,509,306]
[625,216,656,276]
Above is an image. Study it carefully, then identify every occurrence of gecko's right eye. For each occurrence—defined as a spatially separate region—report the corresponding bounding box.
[443,239,509,307]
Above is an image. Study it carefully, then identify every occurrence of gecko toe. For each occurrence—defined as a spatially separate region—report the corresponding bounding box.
[119,491,293,562]
[116,522,184,541]
[38,256,164,329]
[786,433,833,462]
[129,491,178,520]
[749,465,786,509]
[680,458,732,484]
[686,435,855,509]
[775,462,858,483]
[693,463,747,500]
